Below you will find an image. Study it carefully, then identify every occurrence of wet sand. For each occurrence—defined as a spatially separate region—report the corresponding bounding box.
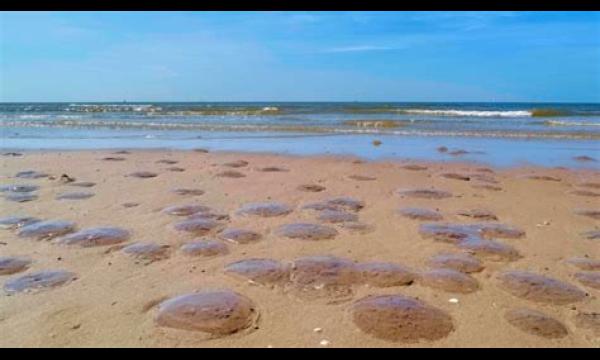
[0,149,599,348]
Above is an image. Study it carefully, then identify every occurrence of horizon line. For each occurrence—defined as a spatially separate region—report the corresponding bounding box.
[1,100,599,104]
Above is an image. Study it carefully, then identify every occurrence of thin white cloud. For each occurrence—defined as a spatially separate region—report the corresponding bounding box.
[323,45,401,53]
[409,11,521,32]
[287,13,322,24]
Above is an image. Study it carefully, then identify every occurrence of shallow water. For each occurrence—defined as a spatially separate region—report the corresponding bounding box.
[1,102,599,168]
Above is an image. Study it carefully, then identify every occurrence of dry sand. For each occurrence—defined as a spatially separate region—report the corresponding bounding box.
[0,149,598,348]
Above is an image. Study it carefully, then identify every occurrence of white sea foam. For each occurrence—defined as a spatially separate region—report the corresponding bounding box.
[13,115,51,120]
[543,120,600,127]
[66,104,160,112]
[403,109,532,117]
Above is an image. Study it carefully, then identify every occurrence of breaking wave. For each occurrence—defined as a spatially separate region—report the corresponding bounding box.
[401,109,532,117]
[2,119,598,140]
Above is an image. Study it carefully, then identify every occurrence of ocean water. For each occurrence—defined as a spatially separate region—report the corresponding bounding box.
[1,102,598,168]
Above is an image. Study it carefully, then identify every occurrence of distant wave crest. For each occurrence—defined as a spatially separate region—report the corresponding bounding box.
[343,107,584,117]
[543,120,600,127]
[67,104,161,112]
[64,104,280,115]
[402,109,532,117]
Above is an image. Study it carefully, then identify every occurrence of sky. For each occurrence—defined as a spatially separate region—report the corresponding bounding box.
[0,11,599,102]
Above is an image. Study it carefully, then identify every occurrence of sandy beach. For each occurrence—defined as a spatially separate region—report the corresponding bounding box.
[0,149,598,348]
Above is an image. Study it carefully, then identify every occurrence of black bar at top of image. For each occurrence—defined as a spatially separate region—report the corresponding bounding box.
[2,0,600,11]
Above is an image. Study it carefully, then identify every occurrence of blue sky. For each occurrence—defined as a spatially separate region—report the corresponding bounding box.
[1,11,599,102]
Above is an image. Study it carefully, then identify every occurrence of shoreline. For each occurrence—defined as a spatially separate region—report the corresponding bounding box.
[2,147,599,172]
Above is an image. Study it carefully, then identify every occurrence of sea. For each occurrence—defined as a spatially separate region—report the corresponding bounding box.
[1,102,599,168]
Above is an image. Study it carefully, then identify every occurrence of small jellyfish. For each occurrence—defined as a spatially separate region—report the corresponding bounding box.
[397,188,452,199]
[0,256,32,275]
[122,243,170,262]
[457,238,521,262]
[497,271,586,305]
[55,191,95,200]
[348,175,376,181]
[219,228,262,244]
[276,223,338,241]
[418,269,479,294]
[574,271,600,290]
[398,208,443,221]
[4,192,38,202]
[171,188,205,196]
[18,220,76,241]
[504,308,568,339]
[426,253,484,274]
[297,184,326,192]
[357,262,415,287]
[259,166,288,172]
[289,255,360,301]
[173,218,223,236]
[180,240,228,257]
[222,160,249,168]
[565,257,600,271]
[317,210,358,224]
[216,170,245,178]
[69,182,96,188]
[0,184,39,193]
[128,171,158,178]
[55,227,130,247]
[440,173,470,181]
[0,216,41,230]
[574,312,600,335]
[225,258,290,286]
[4,270,77,294]
[15,170,49,179]
[163,204,211,216]
[237,202,293,217]
[457,209,498,221]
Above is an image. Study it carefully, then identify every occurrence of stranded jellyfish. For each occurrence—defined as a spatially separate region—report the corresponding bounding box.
[237,202,293,217]
[297,184,326,192]
[418,269,479,294]
[216,170,246,178]
[496,271,586,305]
[163,204,211,216]
[155,290,258,335]
[55,227,130,247]
[397,188,452,199]
[224,259,290,286]
[218,228,262,244]
[317,210,358,224]
[122,243,170,262]
[18,220,76,240]
[55,191,95,200]
[15,170,49,179]
[128,171,158,178]
[504,308,568,339]
[180,240,228,257]
[350,294,454,342]
[276,223,338,241]
[426,253,484,274]
[0,256,32,275]
[288,255,360,302]
[4,270,77,294]
[0,216,40,230]
[357,262,415,288]
[173,218,223,236]
[398,208,443,221]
